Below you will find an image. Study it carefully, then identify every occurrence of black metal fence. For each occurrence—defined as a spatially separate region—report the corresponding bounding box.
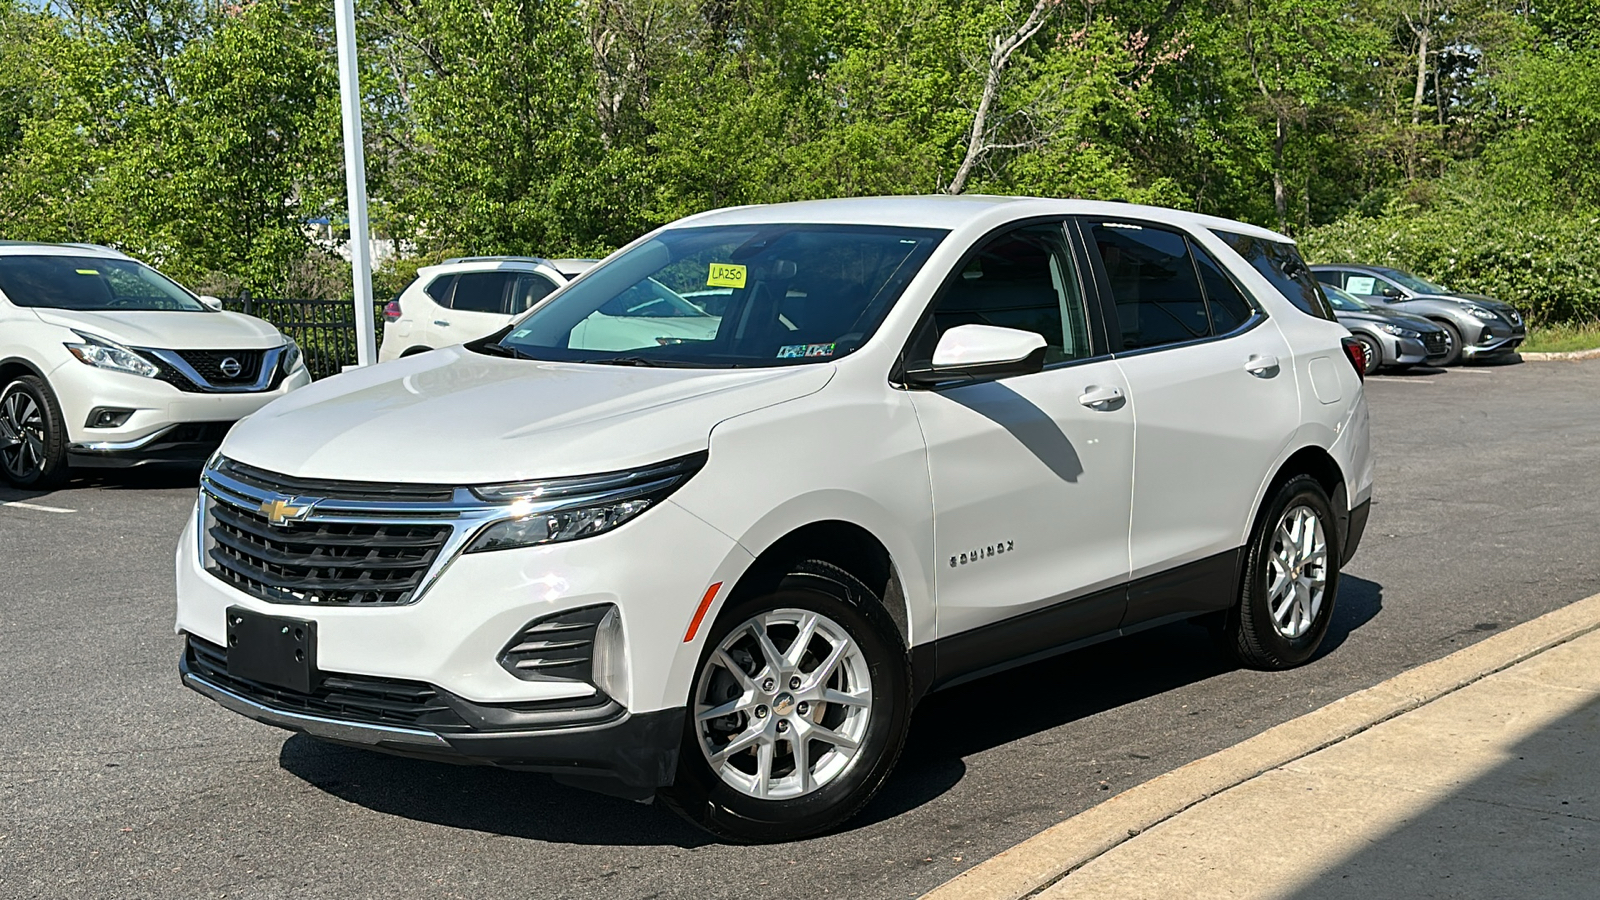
[222,295,384,381]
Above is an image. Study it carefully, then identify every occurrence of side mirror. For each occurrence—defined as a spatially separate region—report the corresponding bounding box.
[905,324,1047,386]
[199,295,225,311]
[1380,286,1403,299]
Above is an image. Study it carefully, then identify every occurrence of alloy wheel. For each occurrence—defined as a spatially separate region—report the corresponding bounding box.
[0,386,47,479]
[1266,504,1328,639]
[693,608,873,800]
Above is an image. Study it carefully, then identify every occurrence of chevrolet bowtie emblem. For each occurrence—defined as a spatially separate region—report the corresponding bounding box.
[260,497,314,527]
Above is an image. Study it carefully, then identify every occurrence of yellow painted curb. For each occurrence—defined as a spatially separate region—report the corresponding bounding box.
[919,591,1600,900]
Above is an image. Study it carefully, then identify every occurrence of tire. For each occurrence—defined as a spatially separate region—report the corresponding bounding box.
[1224,474,1340,670]
[660,560,911,843]
[0,375,69,489]
[1431,319,1463,367]
[1353,333,1382,376]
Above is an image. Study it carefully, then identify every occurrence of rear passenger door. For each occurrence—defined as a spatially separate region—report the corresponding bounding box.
[1075,218,1299,626]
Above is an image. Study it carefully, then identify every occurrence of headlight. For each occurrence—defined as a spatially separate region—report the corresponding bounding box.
[63,331,159,378]
[465,452,707,552]
[280,339,303,373]
[1462,305,1497,321]
[1378,324,1420,338]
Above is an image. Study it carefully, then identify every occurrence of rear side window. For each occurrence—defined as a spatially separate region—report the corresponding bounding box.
[510,273,559,312]
[449,272,514,313]
[1213,231,1334,320]
[1192,245,1256,333]
[1314,270,1342,286]
[424,275,455,304]
[1086,222,1210,350]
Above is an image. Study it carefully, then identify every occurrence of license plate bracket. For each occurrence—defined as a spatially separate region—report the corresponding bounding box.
[226,606,318,694]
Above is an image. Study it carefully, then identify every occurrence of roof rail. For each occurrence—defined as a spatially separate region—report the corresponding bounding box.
[62,242,132,258]
[440,255,549,266]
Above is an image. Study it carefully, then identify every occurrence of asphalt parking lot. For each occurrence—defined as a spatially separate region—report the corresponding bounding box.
[3,358,1598,900]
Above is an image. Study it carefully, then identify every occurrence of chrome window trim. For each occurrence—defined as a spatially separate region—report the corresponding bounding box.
[143,345,287,393]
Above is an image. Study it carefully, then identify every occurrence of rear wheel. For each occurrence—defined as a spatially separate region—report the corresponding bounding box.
[1353,333,1382,375]
[0,375,69,489]
[1225,475,1340,669]
[1432,319,1463,366]
[661,561,910,843]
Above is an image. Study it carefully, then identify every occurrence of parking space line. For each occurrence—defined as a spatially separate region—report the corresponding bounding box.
[1,500,77,513]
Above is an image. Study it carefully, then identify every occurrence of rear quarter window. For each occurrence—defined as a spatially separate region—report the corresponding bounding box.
[1212,230,1335,321]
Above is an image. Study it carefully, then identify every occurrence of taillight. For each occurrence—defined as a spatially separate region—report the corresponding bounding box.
[382,299,403,322]
[1340,337,1366,381]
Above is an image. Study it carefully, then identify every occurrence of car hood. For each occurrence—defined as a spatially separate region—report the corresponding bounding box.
[33,309,284,350]
[1338,308,1440,330]
[222,347,836,483]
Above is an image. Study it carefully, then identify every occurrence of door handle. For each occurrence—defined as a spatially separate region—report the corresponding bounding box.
[1078,385,1124,410]
[1245,354,1280,377]
[433,320,451,327]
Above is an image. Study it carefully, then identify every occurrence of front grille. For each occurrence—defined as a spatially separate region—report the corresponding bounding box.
[185,635,469,731]
[1422,331,1447,354]
[176,349,264,385]
[204,492,452,606]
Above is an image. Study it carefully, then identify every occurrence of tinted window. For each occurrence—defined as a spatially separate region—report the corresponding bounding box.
[1088,223,1209,350]
[500,224,945,367]
[1193,244,1256,333]
[920,223,1091,365]
[1313,270,1342,286]
[0,255,206,311]
[1212,231,1334,320]
[450,272,514,313]
[425,275,455,304]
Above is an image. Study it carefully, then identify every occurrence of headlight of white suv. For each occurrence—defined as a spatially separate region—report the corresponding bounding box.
[280,338,304,373]
[63,331,159,378]
[1462,305,1497,321]
[465,453,707,552]
[1378,324,1420,338]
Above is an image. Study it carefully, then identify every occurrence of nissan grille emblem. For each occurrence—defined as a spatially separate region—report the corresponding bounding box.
[260,497,315,527]
[219,356,243,378]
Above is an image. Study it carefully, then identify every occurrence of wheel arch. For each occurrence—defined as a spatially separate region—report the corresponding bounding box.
[724,520,911,651]
[1254,443,1353,560]
[400,345,434,357]
[0,356,49,386]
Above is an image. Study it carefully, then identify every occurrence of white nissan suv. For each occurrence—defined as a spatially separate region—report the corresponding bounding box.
[0,242,310,488]
[377,256,598,361]
[175,197,1372,842]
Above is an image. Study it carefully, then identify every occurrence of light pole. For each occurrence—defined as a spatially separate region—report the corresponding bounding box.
[334,0,377,367]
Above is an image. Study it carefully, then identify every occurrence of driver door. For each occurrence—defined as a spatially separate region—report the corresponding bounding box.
[908,221,1133,678]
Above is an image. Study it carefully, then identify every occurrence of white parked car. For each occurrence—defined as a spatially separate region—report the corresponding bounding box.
[0,242,310,488]
[175,197,1372,842]
[377,256,604,361]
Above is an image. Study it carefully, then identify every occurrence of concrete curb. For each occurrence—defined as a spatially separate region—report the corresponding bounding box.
[1519,347,1600,361]
[918,590,1600,900]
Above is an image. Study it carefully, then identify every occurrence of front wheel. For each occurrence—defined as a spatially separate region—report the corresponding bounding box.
[0,375,69,489]
[660,561,910,843]
[1353,333,1382,375]
[1432,320,1463,367]
[1224,474,1340,669]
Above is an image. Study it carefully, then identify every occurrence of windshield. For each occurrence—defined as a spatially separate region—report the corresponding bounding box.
[1375,267,1449,295]
[495,224,946,367]
[0,255,208,311]
[1322,284,1372,311]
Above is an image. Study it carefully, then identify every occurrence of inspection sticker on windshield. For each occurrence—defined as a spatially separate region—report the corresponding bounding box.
[75,269,99,275]
[778,343,835,359]
[707,263,747,289]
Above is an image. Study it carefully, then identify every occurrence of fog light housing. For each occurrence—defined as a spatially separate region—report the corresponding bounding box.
[591,607,629,706]
[85,407,134,428]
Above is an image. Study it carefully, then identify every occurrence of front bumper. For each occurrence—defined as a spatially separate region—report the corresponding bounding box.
[69,420,234,468]
[1387,334,1431,366]
[180,638,684,793]
[1462,321,1526,358]
[54,361,311,449]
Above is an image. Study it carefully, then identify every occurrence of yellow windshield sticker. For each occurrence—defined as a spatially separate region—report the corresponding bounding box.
[707,263,747,289]
[75,268,99,275]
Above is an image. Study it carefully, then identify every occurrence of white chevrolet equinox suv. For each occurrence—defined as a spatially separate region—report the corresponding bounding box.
[175,197,1373,842]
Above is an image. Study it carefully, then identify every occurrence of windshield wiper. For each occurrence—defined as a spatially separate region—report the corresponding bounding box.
[584,355,669,367]
[477,341,532,359]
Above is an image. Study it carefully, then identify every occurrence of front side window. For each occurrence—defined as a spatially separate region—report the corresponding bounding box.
[910,222,1092,367]
[497,224,946,367]
[0,255,206,312]
[1088,222,1211,350]
[1322,284,1372,312]
[1375,267,1448,295]
[1212,230,1334,320]
[511,273,559,312]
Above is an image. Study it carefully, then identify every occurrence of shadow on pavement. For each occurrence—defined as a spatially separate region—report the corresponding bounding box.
[65,463,204,491]
[1282,695,1598,900]
[279,575,1385,843]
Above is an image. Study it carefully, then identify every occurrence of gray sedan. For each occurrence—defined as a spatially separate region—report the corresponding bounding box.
[1323,284,1449,374]
[1311,264,1525,366]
